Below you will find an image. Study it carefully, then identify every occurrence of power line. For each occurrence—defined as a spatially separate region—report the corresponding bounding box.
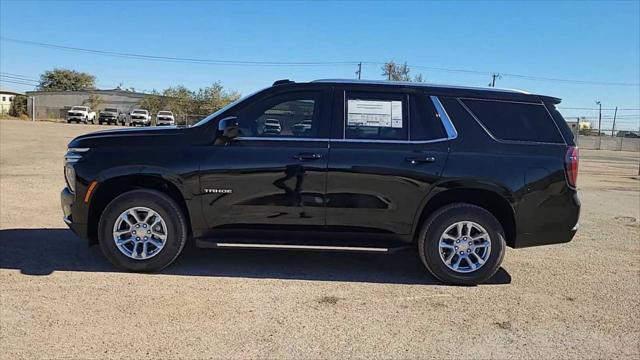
[0,37,357,67]
[0,79,38,87]
[0,75,39,84]
[559,106,640,111]
[2,36,639,86]
[0,72,39,81]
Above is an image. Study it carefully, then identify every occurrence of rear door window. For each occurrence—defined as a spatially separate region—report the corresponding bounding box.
[411,93,447,141]
[461,99,564,143]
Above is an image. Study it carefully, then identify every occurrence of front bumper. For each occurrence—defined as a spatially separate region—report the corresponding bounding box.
[61,187,87,239]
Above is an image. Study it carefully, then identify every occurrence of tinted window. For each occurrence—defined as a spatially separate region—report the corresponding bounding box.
[238,91,320,138]
[411,94,447,141]
[462,99,563,143]
[545,103,575,145]
[344,92,408,140]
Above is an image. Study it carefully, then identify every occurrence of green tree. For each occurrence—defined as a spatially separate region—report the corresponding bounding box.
[8,96,28,117]
[381,61,424,82]
[139,90,167,116]
[38,68,96,91]
[192,81,241,115]
[83,93,104,111]
[163,86,194,116]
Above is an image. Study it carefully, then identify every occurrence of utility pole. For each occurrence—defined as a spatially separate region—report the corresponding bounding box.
[595,100,602,135]
[489,73,501,87]
[611,106,618,136]
[355,62,362,80]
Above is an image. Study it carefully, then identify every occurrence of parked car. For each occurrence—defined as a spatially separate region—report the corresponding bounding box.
[156,111,175,126]
[61,79,580,285]
[262,118,281,134]
[128,109,151,126]
[292,119,313,136]
[616,131,640,138]
[98,108,121,125]
[67,106,96,124]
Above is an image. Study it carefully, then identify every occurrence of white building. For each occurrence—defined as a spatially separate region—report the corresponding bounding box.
[0,89,24,115]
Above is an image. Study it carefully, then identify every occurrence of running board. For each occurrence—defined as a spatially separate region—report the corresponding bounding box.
[197,241,393,253]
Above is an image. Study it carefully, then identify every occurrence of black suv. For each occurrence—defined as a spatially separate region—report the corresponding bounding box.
[61,79,580,285]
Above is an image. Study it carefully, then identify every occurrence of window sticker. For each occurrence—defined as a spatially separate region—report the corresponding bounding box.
[347,100,403,128]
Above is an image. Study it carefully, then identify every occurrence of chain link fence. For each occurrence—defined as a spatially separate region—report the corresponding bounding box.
[567,120,640,152]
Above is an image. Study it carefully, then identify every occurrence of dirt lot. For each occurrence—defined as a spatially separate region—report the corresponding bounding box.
[1,119,639,359]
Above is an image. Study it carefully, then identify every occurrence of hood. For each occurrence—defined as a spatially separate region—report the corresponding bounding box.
[68,125,200,148]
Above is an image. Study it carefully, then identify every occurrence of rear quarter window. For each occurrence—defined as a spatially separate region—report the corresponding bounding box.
[461,98,564,143]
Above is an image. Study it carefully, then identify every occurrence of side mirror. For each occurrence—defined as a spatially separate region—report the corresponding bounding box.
[215,116,239,145]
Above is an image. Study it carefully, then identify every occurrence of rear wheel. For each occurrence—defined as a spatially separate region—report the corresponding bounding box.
[418,203,506,285]
[98,189,188,272]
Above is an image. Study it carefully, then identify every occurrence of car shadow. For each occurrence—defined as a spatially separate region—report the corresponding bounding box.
[0,228,511,285]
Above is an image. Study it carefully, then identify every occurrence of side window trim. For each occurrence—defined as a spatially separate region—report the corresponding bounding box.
[430,96,458,140]
[457,97,567,146]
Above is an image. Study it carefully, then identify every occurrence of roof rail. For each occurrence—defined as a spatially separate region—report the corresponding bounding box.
[273,79,294,86]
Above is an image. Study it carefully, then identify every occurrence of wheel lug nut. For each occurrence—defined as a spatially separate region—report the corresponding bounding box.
[459,251,464,255]
[456,240,460,243]
[467,249,471,252]
[147,230,151,234]
[455,246,458,250]
[135,224,139,228]
[143,224,147,228]
[132,230,136,234]
[144,236,148,240]
[136,237,140,240]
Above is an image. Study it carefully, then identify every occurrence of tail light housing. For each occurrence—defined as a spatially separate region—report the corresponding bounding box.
[565,146,579,188]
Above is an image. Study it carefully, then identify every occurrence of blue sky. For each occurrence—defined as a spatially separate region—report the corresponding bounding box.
[1,0,639,129]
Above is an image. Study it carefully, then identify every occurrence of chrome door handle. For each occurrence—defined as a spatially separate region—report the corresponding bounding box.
[406,156,436,164]
[294,153,323,161]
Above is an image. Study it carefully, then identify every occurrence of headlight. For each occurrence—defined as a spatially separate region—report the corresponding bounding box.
[64,148,89,193]
[64,165,76,193]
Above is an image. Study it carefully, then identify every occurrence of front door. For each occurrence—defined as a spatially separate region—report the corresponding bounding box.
[326,88,451,235]
[199,89,331,234]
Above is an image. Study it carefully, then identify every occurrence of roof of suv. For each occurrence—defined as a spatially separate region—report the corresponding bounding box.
[303,79,561,104]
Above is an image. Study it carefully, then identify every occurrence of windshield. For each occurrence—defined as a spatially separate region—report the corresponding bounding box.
[192,87,265,127]
[158,111,172,115]
[71,106,87,111]
[104,108,117,112]
[133,110,147,114]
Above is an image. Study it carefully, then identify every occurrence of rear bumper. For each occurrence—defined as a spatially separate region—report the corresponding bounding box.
[512,191,581,248]
[61,187,88,239]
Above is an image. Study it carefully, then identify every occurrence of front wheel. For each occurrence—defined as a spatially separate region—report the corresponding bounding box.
[98,189,188,272]
[418,203,506,285]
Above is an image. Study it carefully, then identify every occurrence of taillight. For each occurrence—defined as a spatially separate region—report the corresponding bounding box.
[565,146,579,188]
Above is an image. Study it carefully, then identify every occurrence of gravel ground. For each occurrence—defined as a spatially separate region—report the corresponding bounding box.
[1,119,639,359]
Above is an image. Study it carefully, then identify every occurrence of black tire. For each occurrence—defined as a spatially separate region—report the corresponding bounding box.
[418,203,506,286]
[98,189,188,272]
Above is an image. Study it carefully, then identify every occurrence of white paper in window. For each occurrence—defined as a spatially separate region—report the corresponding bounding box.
[347,99,403,128]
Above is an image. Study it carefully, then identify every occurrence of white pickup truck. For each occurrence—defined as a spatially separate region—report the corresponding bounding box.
[156,111,175,126]
[67,106,96,124]
[128,109,151,126]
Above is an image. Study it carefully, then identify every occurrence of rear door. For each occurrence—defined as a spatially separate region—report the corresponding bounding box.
[326,87,451,235]
[199,88,331,232]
